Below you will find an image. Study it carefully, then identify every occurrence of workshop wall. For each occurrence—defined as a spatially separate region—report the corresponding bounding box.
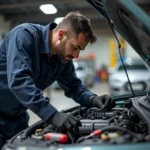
[81,34,113,70]
[126,43,141,59]
[80,34,141,70]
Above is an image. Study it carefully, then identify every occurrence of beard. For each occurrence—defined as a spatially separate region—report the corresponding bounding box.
[55,39,72,63]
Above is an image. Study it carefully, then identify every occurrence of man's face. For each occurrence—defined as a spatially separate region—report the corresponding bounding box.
[55,31,89,63]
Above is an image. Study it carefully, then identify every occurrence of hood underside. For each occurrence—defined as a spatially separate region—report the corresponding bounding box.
[86,0,150,65]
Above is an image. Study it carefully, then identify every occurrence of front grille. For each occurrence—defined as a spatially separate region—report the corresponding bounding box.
[124,81,147,91]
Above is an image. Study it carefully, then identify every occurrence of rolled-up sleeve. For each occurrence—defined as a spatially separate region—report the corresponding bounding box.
[57,61,95,107]
[6,28,56,122]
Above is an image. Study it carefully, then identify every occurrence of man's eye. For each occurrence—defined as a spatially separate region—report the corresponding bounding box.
[74,47,78,50]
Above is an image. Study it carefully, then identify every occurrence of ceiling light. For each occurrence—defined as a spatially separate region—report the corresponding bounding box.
[39,4,57,14]
[54,17,64,24]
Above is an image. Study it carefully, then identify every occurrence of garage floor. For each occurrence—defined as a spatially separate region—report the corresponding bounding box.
[28,82,109,126]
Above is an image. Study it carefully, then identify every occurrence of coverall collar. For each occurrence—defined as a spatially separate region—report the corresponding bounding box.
[40,22,57,54]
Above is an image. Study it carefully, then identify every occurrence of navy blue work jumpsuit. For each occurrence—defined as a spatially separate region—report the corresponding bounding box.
[0,22,95,147]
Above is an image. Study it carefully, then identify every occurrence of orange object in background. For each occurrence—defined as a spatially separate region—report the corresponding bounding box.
[96,65,109,82]
[87,53,95,60]
[97,70,109,81]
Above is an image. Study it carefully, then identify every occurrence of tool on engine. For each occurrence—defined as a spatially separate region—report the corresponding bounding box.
[44,132,68,143]
[77,129,102,143]
[84,129,101,139]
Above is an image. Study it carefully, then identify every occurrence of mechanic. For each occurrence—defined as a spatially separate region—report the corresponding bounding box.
[0,11,114,148]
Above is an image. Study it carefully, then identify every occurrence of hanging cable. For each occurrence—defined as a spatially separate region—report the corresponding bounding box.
[103,11,135,97]
[91,0,135,97]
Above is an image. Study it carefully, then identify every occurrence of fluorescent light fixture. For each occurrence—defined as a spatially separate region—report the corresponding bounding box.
[39,4,57,14]
[54,17,64,24]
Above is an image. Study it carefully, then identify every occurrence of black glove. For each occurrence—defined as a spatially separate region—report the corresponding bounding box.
[47,111,82,131]
[90,94,115,110]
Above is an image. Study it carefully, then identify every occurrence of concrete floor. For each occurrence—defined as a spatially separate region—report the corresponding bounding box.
[28,82,109,126]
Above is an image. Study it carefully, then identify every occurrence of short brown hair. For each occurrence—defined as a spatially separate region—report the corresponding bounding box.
[55,11,97,44]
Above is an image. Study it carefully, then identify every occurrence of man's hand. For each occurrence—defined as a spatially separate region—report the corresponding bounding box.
[47,111,82,131]
[90,94,115,110]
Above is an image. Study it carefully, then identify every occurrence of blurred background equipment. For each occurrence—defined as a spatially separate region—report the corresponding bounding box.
[51,54,96,89]
[74,61,95,88]
[96,64,109,82]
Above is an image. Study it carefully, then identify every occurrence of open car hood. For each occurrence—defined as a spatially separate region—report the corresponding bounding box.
[86,0,150,66]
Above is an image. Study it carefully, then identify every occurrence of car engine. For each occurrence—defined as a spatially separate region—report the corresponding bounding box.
[3,96,150,150]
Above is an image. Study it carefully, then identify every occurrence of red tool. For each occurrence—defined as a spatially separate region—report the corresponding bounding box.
[84,129,102,139]
[44,133,68,143]
[77,129,102,143]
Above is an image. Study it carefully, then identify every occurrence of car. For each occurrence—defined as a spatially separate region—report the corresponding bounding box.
[51,61,95,89]
[2,0,150,150]
[108,58,150,96]
[73,61,95,87]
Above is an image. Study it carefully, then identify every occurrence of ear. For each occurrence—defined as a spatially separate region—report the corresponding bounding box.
[58,29,66,40]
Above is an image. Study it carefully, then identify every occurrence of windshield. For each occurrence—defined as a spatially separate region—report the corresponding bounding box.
[76,66,84,71]
[118,64,148,71]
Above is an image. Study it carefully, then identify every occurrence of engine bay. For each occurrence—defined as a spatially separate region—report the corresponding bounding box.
[4,96,150,150]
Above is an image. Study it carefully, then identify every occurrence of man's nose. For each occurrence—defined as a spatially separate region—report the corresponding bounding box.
[73,50,80,58]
